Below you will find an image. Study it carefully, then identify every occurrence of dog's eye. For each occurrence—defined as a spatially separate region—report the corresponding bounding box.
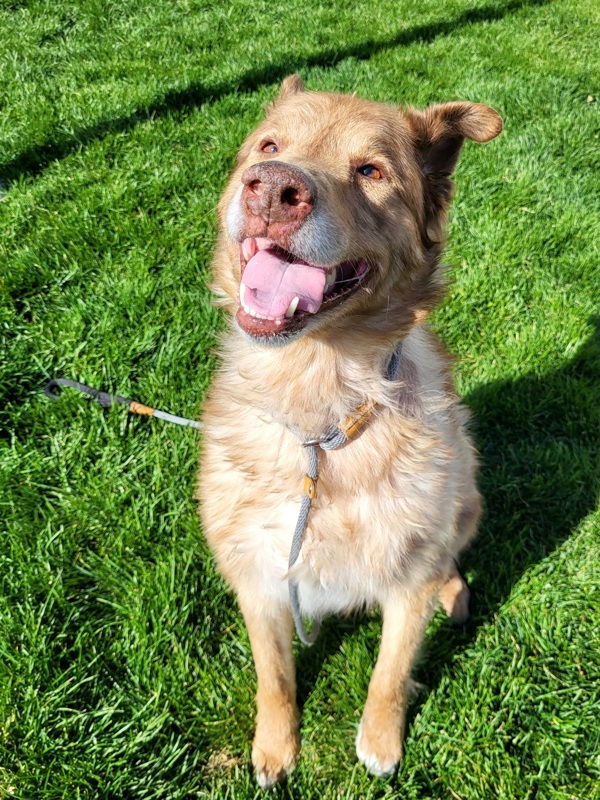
[357,164,382,180]
[261,141,279,154]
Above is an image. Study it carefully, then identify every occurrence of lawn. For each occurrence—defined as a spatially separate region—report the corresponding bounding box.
[1,0,599,797]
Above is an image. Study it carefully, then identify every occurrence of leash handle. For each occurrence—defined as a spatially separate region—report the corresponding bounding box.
[45,378,131,408]
[45,378,203,430]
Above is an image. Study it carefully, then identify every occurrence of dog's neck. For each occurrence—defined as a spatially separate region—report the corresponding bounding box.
[224,324,409,438]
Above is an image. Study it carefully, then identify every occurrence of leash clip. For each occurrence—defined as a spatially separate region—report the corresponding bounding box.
[302,438,322,448]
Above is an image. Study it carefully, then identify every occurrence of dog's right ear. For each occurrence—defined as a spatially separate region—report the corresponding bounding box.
[276,74,305,101]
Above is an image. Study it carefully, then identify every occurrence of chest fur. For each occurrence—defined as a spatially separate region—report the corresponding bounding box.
[199,401,459,614]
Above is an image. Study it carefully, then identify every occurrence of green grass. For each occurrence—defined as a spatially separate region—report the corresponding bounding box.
[1,0,599,797]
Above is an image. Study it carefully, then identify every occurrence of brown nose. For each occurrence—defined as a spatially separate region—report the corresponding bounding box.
[241,161,315,225]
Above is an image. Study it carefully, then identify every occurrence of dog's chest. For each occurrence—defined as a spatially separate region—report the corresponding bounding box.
[237,492,389,615]
[203,424,450,615]
[199,333,459,613]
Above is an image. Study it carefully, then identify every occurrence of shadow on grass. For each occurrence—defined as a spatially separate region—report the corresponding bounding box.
[295,315,600,721]
[2,0,551,184]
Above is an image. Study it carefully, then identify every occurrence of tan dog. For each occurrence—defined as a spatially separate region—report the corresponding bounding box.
[198,75,502,787]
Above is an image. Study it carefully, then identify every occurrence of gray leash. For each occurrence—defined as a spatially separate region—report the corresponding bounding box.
[288,341,403,645]
[45,378,203,430]
[46,347,402,647]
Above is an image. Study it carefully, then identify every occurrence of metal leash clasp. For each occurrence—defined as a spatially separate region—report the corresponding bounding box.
[302,437,323,448]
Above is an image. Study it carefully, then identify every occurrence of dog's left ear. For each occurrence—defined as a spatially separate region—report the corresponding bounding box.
[276,74,305,101]
[406,102,502,245]
[406,102,503,177]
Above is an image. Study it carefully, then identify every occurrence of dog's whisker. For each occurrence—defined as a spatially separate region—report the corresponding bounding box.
[331,275,364,286]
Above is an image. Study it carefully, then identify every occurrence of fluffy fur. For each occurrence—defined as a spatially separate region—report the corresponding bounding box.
[197,76,502,787]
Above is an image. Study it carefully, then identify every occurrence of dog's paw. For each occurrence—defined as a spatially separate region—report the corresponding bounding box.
[355,718,403,778]
[439,573,470,624]
[252,730,300,789]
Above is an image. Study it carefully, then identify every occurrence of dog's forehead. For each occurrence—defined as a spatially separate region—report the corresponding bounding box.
[262,92,413,160]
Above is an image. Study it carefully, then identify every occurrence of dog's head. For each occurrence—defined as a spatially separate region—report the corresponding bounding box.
[212,76,502,345]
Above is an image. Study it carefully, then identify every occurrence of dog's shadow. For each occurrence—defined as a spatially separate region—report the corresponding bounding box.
[295,315,600,715]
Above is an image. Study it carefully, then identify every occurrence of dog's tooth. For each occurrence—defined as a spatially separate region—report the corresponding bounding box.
[239,283,246,305]
[285,296,300,318]
[324,269,337,294]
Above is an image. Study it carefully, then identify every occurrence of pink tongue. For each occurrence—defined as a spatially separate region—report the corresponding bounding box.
[241,249,327,317]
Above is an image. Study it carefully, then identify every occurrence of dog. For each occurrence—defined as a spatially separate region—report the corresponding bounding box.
[198,75,502,787]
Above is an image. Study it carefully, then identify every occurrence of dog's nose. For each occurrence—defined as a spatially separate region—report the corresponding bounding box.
[241,161,315,225]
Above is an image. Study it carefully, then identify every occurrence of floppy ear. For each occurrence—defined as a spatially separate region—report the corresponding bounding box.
[276,74,305,101]
[406,102,502,245]
[407,101,503,177]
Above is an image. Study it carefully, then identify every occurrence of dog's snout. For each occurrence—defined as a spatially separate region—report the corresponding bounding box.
[241,161,315,225]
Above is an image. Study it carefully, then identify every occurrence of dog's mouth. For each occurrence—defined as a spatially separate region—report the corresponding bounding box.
[236,237,369,340]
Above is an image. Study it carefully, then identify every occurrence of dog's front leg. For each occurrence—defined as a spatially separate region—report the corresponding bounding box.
[356,583,438,777]
[238,596,300,788]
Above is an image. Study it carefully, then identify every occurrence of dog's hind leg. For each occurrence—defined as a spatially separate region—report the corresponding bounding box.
[238,596,300,789]
[356,582,439,777]
[439,563,470,624]
[455,491,482,551]
[439,491,481,623]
